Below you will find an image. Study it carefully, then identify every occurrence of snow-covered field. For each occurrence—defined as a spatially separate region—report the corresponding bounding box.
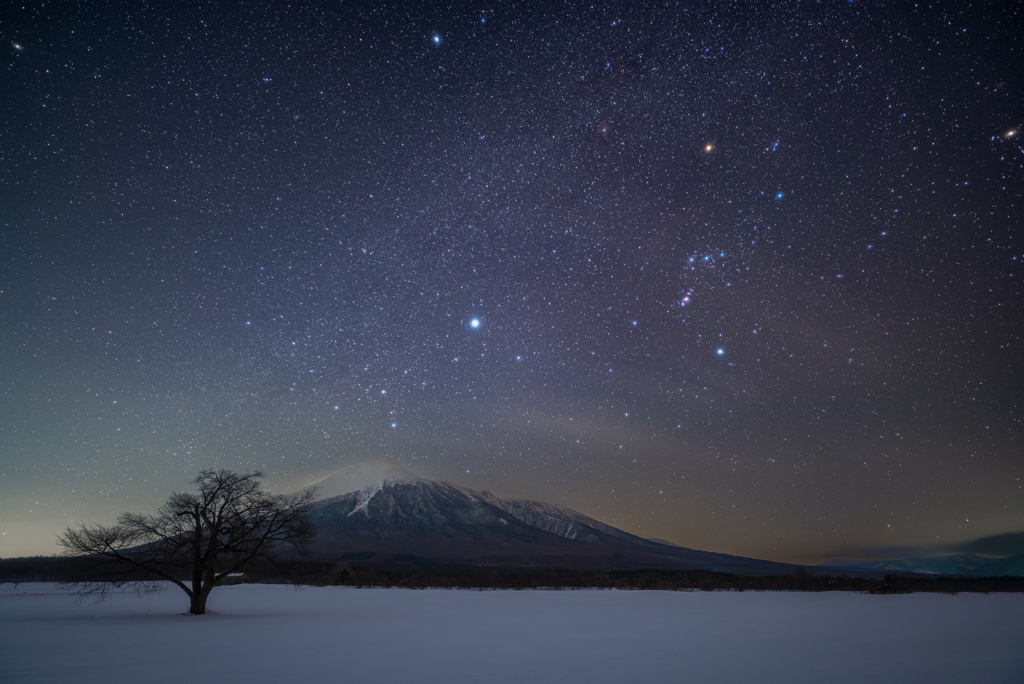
[2,583,1022,683]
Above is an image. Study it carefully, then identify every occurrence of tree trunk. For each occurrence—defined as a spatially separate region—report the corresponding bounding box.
[189,590,209,615]
[188,548,218,614]
[189,572,212,614]
[190,565,205,614]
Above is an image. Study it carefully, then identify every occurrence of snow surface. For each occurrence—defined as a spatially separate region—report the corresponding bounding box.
[2,583,1022,683]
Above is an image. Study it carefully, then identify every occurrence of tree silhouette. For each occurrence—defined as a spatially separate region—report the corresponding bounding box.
[59,469,317,614]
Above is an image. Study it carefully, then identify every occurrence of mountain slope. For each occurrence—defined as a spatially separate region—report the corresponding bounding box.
[473,492,660,547]
[294,460,794,574]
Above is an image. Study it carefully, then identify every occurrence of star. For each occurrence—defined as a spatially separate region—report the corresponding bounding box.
[3,0,1018,571]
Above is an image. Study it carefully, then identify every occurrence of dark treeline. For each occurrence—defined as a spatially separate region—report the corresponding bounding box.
[4,556,1023,594]
[262,562,1024,594]
[0,556,100,584]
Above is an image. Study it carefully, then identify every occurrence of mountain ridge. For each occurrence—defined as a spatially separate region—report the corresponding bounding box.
[293,461,1024,577]
[291,460,795,575]
[819,552,1024,577]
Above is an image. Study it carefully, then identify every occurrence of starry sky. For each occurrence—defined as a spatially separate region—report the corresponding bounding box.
[2,0,1022,563]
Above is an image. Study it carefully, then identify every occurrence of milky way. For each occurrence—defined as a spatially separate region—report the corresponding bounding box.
[2,1,1021,562]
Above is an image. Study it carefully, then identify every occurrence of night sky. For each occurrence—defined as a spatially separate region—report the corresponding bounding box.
[2,1,1022,563]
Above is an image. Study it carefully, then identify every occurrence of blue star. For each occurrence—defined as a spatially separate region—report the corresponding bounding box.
[716,348,725,355]
[470,318,480,328]
[432,34,441,44]
[776,192,784,199]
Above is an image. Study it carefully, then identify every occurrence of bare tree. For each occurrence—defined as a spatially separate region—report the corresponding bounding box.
[59,469,317,614]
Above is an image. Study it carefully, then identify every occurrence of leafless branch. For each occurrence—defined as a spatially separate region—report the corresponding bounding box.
[58,470,318,614]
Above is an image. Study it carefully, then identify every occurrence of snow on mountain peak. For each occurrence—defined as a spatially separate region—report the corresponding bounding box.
[306,458,426,502]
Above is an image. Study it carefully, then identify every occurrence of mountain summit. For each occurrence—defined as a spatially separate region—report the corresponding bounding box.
[306,458,426,514]
[295,460,794,574]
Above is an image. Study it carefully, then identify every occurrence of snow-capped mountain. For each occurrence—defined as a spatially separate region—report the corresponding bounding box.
[311,459,427,515]
[294,459,794,574]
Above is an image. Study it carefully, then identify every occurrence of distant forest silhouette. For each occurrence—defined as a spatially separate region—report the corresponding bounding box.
[2,556,1022,595]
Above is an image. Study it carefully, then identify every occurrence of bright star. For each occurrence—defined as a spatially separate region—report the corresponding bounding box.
[776,192,784,199]
[470,318,480,328]
[432,34,441,44]
[716,348,725,355]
